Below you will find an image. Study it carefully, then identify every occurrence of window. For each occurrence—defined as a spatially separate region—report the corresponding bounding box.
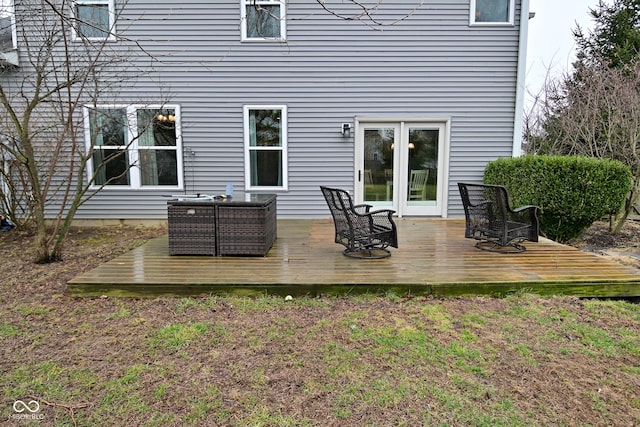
[74,0,115,40]
[85,105,182,189]
[244,106,287,190]
[470,0,514,25]
[241,0,286,41]
[0,0,16,51]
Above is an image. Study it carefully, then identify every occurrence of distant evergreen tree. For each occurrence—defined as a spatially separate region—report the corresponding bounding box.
[573,0,640,68]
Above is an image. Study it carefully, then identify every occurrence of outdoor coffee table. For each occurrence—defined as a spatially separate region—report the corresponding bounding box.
[167,193,277,256]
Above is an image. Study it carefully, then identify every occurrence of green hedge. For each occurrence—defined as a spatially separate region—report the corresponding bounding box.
[484,155,631,243]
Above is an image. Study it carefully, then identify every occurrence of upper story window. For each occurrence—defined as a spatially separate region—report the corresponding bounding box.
[470,0,514,25]
[241,0,286,42]
[84,105,183,189]
[244,105,288,190]
[74,0,116,40]
[0,0,16,51]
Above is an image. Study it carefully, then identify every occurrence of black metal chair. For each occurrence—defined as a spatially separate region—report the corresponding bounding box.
[458,182,540,253]
[320,186,398,258]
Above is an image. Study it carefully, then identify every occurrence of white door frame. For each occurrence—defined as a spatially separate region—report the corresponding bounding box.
[354,117,450,217]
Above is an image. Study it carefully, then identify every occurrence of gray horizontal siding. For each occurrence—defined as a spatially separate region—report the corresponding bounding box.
[9,0,524,219]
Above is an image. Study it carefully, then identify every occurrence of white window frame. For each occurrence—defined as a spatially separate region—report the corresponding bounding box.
[240,0,286,42]
[243,105,288,191]
[83,104,183,190]
[0,0,17,51]
[72,0,116,41]
[470,0,514,26]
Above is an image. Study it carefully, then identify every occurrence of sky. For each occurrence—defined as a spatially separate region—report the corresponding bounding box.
[525,0,597,99]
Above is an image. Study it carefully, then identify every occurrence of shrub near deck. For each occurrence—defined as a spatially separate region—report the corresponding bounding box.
[484,155,632,242]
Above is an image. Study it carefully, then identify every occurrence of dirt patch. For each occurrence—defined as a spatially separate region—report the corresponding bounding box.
[0,223,638,426]
[571,220,640,249]
[570,220,640,269]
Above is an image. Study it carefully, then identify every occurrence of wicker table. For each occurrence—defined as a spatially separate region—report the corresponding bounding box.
[167,194,277,256]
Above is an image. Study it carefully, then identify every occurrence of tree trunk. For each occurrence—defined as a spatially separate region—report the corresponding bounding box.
[611,175,640,234]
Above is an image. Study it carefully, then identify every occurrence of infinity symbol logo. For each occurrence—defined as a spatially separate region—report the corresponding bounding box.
[13,400,40,413]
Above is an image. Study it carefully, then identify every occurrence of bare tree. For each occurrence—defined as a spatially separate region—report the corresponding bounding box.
[524,59,640,232]
[0,0,161,262]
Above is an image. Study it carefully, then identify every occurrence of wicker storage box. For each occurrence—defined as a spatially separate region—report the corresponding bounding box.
[217,198,277,256]
[167,204,216,255]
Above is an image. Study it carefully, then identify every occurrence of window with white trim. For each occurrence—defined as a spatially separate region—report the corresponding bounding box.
[0,0,16,51]
[85,105,182,189]
[74,0,115,40]
[470,0,514,25]
[244,106,287,190]
[241,0,286,41]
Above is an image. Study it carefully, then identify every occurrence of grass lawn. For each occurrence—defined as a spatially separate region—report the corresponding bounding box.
[0,226,639,426]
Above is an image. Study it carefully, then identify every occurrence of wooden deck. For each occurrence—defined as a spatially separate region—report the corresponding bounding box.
[67,219,640,298]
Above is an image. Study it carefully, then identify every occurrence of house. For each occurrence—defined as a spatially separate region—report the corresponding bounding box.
[0,0,531,221]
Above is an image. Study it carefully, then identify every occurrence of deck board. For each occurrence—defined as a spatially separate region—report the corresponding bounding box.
[67,219,640,297]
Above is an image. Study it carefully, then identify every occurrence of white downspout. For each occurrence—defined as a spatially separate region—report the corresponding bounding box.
[512,0,532,157]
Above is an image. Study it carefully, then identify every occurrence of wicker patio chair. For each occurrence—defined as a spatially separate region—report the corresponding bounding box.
[320,186,398,258]
[458,182,540,253]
